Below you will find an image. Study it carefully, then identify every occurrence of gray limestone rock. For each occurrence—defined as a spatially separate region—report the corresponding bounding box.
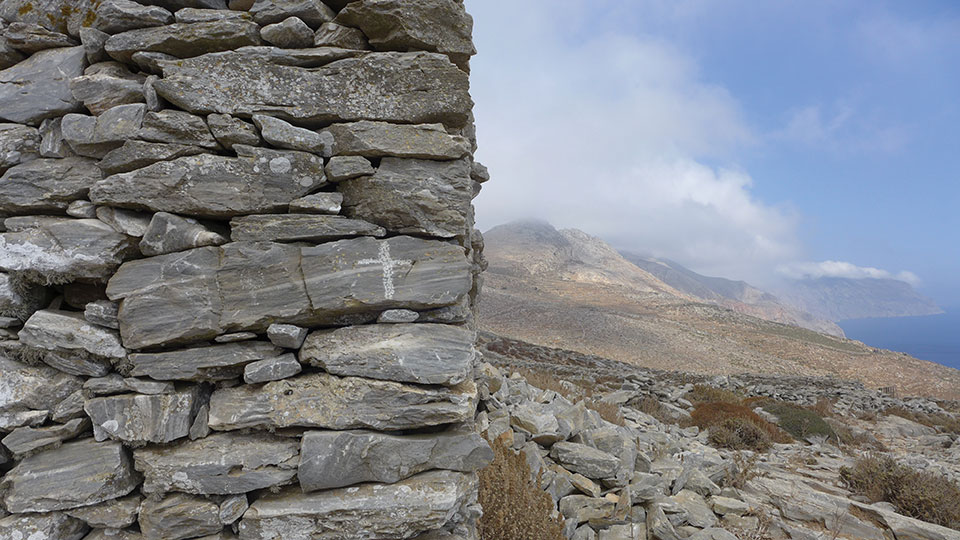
[377,308,420,323]
[67,200,99,218]
[0,123,41,174]
[298,428,492,492]
[105,20,262,63]
[0,417,90,457]
[126,341,284,381]
[208,372,477,431]
[138,109,219,149]
[132,50,178,74]
[134,431,299,495]
[266,323,308,348]
[106,236,471,349]
[84,387,201,444]
[96,206,153,237]
[62,103,146,158]
[139,493,223,540]
[0,513,88,540]
[18,309,126,360]
[83,374,174,396]
[139,211,226,256]
[324,155,374,182]
[288,192,342,214]
[155,51,472,127]
[69,64,145,116]
[550,442,621,480]
[217,44,365,67]
[39,116,73,158]
[52,389,86,422]
[189,404,210,440]
[511,402,562,445]
[243,353,302,383]
[300,323,475,385]
[207,114,261,150]
[339,157,472,238]
[38,350,111,377]
[249,0,335,27]
[0,0,92,38]
[0,46,86,125]
[313,22,370,50]
[229,214,385,243]
[3,22,77,53]
[0,156,101,214]
[0,438,139,513]
[337,0,476,70]
[252,114,331,154]
[79,27,110,64]
[219,495,248,525]
[90,145,326,218]
[175,8,253,23]
[94,0,174,34]
[260,17,315,49]
[0,409,49,431]
[237,470,478,539]
[214,332,257,343]
[321,121,470,160]
[65,493,142,529]
[99,141,206,175]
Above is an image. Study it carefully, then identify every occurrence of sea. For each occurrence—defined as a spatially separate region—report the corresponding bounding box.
[838,309,960,371]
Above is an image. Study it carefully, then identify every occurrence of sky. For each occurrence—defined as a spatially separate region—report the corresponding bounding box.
[465,0,960,307]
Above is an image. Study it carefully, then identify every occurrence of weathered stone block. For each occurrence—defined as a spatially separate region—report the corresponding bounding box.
[135,431,299,495]
[1,417,89,457]
[155,51,472,127]
[321,121,470,160]
[19,309,125,362]
[139,493,223,540]
[90,145,326,218]
[0,157,101,214]
[237,470,478,540]
[105,20,262,62]
[0,123,41,174]
[229,214,385,243]
[65,492,142,529]
[298,428,492,491]
[84,387,202,444]
[243,353,302,383]
[0,357,83,416]
[0,512,88,540]
[208,373,476,431]
[0,438,139,513]
[0,46,86,125]
[126,341,284,381]
[300,323,476,385]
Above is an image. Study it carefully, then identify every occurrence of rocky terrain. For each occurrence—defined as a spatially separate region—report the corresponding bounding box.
[477,333,960,540]
[0,1,493,539]
[480,221,960,401]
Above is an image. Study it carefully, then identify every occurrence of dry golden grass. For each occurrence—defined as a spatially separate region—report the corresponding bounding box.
[685,384,742,405]
[585,399,625,426]
[691,402,792,451]
[841,455,960,530]
[478,433,566,540]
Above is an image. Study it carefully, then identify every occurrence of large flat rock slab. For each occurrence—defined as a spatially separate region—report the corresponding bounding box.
[126,341,283,381]
[298,428,492,491]
[237,470,478,540]
[84,387,202,444]
[0,512,88,540]
[0,218,138,283]
[229,214,385,243]
[135,432,299,495]
[105,20,261,62]
[320,121,471,160]
[339,157,473,238]
[106,237,471,349]
[90,145,326,218]
[208,373,476,431]
[19,309,126,361]
[299,323,476,385]
[0,357,83,415]
[0,46,86,125]
[154,51,471,127]
[0,157,101,215]
[0,438,139,513]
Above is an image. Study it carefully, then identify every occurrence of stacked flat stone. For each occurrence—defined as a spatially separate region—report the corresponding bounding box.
[0,1,492,539]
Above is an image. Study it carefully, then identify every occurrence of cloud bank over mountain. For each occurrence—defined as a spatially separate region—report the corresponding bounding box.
[777,261,922,286]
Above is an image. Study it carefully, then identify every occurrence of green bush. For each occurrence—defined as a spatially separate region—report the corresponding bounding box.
[841,455,960,530]
[761,401,836,442]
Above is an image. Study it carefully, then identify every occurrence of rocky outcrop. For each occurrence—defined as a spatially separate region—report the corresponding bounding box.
[0,2,487,538]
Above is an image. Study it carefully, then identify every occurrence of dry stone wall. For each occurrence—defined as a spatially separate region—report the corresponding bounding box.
[0,1,492,538]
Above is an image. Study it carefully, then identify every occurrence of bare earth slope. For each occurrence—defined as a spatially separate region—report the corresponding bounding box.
[479,221,960,400]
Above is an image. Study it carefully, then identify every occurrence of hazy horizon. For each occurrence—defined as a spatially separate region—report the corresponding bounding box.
[467,0,960,307]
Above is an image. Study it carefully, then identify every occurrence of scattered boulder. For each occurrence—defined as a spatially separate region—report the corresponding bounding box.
[0,46,87,125]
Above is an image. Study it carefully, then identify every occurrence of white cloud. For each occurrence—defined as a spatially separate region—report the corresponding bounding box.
[777,261,921,286]
[467,0,797,283]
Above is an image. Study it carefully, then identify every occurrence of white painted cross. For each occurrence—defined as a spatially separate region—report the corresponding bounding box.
[357,242,413,299]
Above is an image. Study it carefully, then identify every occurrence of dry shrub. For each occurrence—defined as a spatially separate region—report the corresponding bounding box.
[638,396,678,425]
[841,455,960,530]
[478,433,565,540]
[884,406,960,435]
[727,451,761,489]
[761,401,836,442]
[685,384,742,405]
[515,368,593,402]
[585,399,625,426]
[691,402,792,451]
[826,419,887,451]
[808,398,835,418]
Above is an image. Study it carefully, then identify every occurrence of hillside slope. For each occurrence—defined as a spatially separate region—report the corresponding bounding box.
[479,221,960,400]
